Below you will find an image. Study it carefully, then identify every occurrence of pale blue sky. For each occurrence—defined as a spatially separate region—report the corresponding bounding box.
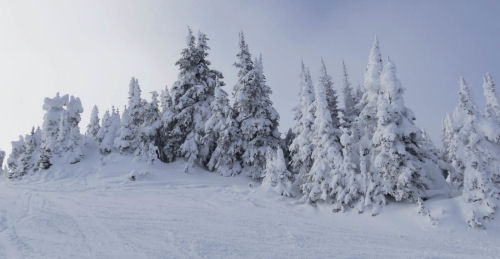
[1,0,499,153]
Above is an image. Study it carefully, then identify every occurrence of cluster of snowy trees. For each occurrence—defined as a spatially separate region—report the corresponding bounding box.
[5,29,280,182]
[7,94,84,179]
[287,38,448,216]
[441,75,500,227]
[2,30,499,228]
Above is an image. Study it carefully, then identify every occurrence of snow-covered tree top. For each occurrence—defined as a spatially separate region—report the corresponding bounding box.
[458,77,477,116]
[363,35,383,91]
[482,73,500,120]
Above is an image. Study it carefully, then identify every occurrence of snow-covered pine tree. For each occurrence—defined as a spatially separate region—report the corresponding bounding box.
[19,127,42,176]
[86,105,100,139]
[451,78,498,227]
[117,77,146,154]
[232,33,280,179]
[371,59,436,208]
[341,61,357,125]
[482,73,500,125]
[166,29,222,172]
[262,147,294,197]
[205,79,242,176]
[289,63,316,183]
[116,107,135,154]
[7,136,26,179]
[160,85,173,115]
[39,93,69,169]
[137,91,161,163]
[480,73,500,183]
[203,78,227,164]
[335,60,365,211]
[441,114,453,165]
[158,85,175,162]
[301,66,343,204]
[337,114,363,212]
[281,128,295,167]
[63,96,84,163]
[319,58,340,128]
[354,37,384,213]
[96,108,120,154]
[357,36,383,138]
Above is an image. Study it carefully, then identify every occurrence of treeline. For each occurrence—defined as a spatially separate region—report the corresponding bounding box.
[2,29,499,228]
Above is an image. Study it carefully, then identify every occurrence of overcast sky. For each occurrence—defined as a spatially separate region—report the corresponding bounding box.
[1,0,499,154]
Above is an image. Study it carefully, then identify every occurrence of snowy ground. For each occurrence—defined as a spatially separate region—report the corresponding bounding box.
[1,154,499,259]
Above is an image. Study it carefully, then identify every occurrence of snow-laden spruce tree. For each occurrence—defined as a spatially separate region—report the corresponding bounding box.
[38,93,69,169]
[204,78,242,176]
[482,73,500,125]
[203,78,227,164]
[442,112,465,184]
[480,73,500,183]
[117,77,146,154]
[301,66,343,204]
[341,61,357,125]
[371,59,436,208]
[337,114,363,212]
[7,136,26,179]
[357,36,383,139]
[86,105,100,139]
[116,108,135,153]
[96,108,121,154]
[157,85,175,162]
[137,91,161,163]
[289,63,316,183]
[232,32,280,179]
[354,37,384,213]
[334,60,364,211]
[451,78,498,227]
[281,128,295,166]
[166,29,222,172]
[19,127,42,177]
[57,96,84,164]
[441,114,453,165]
[262,147,294,197]
[319,58,340,129]
[7,127,42,179]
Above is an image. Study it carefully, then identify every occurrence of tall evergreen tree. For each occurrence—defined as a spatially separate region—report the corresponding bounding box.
[232,32,280,179]
[301,67,343,204]
[341,61,357,125]
[319,58,340,128]
[97,108,120,154]
[482,73,500,124]
[137,91,161,163]
[39,93,69,169]
[166,29,222,172]
[355,37,384,212]
[59,96,84,163]
[158,86,175,162]
[117,77,145,154]
[289,63,316,183]
[371,59,436,206]
[117,107,135,153]
[205,79,242,176]
[86,105,100,139]
[262,147,294,197]
[7,136,26,179]
[453,78,498,227]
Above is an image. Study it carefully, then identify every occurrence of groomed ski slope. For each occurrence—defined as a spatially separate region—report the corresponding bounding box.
[0,153,499,259]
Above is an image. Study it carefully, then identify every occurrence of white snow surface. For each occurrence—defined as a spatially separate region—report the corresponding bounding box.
[1,152,499,259]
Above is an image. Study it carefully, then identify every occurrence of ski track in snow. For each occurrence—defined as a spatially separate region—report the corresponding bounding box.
[0,158,499,259]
